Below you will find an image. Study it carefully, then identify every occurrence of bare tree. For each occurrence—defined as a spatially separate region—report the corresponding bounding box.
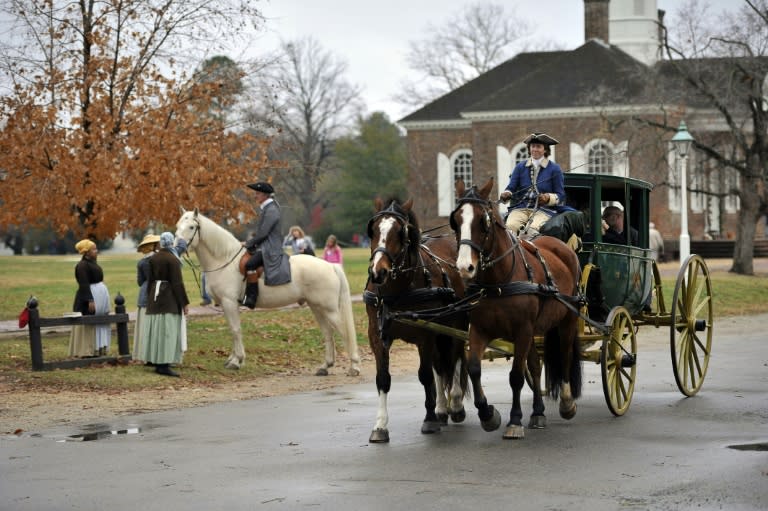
[647,0,768,274]
[394,1,562,108]
[249,37,364,228]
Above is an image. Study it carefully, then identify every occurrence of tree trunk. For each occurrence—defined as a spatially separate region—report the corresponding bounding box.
[730,172,762,275]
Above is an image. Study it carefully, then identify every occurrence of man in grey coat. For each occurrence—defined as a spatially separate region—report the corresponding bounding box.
[241,181,291,308]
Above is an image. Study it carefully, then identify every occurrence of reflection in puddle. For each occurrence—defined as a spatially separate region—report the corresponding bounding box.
[727,442,768,451]
[57,427,141,442]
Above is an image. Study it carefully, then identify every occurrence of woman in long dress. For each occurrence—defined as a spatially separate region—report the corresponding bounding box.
[69,239,111,357]
[141,232,189,377]
[132,233,160,362]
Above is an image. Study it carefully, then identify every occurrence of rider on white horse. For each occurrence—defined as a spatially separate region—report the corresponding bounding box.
[241,182,291,309]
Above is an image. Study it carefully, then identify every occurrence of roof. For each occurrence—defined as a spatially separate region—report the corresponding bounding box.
[398,50,568,123]
[399,41,651,123]
[467,40,652,112]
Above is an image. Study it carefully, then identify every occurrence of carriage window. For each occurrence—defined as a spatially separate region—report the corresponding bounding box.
[452,150,473,190]
[587,141,614,175]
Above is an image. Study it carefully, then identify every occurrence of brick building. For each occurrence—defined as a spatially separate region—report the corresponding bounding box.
[398,0,750,243]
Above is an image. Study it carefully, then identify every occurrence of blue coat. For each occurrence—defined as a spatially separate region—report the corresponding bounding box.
[503,158,572,215]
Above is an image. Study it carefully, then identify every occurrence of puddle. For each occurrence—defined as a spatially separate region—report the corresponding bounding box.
[56,427,141,442]
[727,442,768,451]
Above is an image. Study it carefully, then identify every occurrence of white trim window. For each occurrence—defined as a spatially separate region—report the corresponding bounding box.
[570,140,625,175]
[725,167,740,213]
[690,154,704,213]
[586,139,614,175]
[513,143,529,165]
[437,149,473,216]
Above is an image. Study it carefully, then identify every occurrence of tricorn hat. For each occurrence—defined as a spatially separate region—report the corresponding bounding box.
[137,233,161,253]
[523,133,559,146]
[247,181,274,194]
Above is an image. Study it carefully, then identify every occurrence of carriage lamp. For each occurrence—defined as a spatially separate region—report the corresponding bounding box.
[671,120,694,267]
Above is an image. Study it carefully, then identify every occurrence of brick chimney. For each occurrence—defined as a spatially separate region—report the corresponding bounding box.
[585,0,610,43]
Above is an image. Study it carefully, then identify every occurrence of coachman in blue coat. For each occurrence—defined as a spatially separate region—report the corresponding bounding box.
[500,133,572,236]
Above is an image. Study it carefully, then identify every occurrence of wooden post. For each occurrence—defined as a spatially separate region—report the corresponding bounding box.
[115,293,129,356]
[26,297,43,371]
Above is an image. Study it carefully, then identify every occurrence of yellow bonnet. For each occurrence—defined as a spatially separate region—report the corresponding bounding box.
[75,239,96,255]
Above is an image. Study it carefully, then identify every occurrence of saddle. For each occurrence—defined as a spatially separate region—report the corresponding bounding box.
[238,254,263,284]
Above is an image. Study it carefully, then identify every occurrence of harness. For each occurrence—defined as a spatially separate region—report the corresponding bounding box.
[365,202,466,347]
[451,187,591,321]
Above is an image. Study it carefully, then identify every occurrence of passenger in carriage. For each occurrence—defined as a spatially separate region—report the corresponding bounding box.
[499,132,571,236]
[601,205,639,246]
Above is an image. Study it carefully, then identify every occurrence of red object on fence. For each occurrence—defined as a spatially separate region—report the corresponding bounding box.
[18,307,29,328]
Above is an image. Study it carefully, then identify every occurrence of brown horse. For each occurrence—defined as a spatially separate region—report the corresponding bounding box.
[450,179,583,439]
[365,198,469,443]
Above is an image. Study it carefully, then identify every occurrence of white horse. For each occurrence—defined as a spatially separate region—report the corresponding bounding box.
[175,208,361,376]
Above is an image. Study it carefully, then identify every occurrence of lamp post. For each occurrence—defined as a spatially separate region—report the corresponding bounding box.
[671,120,694,266]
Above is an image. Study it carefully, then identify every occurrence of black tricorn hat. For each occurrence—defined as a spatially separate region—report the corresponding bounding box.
[247,181,274,194]
[523,133,559,146]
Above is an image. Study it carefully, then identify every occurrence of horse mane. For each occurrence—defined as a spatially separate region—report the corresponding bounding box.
[193,211,241,258]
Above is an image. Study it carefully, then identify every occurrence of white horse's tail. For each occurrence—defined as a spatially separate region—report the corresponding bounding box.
[334,263,360,364]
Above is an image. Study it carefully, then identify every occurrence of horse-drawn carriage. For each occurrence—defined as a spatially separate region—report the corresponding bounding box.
[365,173,713,442]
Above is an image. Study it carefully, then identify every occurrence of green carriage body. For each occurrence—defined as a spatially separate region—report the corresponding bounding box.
[564,173,655,316]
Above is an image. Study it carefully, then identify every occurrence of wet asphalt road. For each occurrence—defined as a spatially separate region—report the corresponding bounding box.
[2,315,767,511]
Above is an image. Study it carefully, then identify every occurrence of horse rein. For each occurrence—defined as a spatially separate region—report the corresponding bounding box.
[182,217,244,274]
[368,209,414,279]
[452,196,520,273]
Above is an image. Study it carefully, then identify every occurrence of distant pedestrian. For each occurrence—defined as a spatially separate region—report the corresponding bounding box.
[322,234,343,265]
[649,222,665,262]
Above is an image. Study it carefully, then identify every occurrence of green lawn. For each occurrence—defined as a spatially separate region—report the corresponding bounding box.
[1,250,766,390]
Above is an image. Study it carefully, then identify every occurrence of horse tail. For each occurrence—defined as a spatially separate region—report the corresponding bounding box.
[569,330,583,399]
[333,263,359,362]
[544,325,582,400]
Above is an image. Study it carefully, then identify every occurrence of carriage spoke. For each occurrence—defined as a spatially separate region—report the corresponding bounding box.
[692,332,710,356]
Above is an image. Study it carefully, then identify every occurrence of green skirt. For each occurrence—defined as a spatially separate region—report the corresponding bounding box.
[140,313,183,365]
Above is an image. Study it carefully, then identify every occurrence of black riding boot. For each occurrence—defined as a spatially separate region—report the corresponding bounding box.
[241,282,259,309]
[155,364,180,377]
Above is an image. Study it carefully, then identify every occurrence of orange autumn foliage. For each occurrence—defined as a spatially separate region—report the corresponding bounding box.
[0,0,273,239]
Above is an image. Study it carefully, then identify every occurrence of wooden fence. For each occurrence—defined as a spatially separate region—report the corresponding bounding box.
[25,294,131,371]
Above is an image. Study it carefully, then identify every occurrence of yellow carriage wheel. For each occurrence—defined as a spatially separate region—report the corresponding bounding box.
[601,306,637,416]
[670,254,713,397]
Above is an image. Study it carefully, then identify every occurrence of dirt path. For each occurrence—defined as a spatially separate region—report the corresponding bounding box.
[0,344,421,434]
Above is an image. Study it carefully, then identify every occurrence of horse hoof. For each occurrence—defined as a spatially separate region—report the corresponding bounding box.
[528,415,547,429]
[224,361,240,370]
[560,402,577,420]
[346,368,360,377]
[481,406,502,432]
[369,428,390,443]
[315,367,329,376]
[421,421,442,434]
[450,407,467,424]
[437,412,449,425]
[503,424,525,439]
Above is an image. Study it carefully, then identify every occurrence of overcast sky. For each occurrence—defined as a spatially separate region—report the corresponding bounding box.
[252,0,741,122]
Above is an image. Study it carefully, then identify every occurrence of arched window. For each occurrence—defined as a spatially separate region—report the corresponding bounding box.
[587,140,614,174]
[452,150,473,189]
[514,145,529,165]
